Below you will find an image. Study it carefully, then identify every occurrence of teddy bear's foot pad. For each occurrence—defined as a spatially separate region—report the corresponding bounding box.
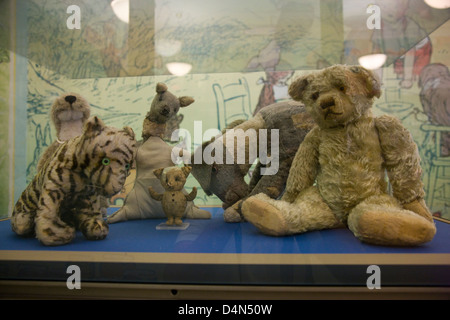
[156,222,190,230]
[242,197,289,236]
[350,209,436,246]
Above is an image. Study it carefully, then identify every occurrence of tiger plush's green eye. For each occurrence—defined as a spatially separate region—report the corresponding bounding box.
[125,163,130,170]
[102,157,110,165]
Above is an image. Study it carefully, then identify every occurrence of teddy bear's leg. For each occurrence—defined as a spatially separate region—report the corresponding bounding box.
[224,159,291,223]
[74,197,109,241]
[34,195,76,246]
[348,194,436,246]
[242,186,342,236]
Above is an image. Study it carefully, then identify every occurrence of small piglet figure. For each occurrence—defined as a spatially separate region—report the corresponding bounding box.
[148,166,197,225]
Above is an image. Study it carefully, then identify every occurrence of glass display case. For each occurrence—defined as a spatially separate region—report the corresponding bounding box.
[0,0,449,299]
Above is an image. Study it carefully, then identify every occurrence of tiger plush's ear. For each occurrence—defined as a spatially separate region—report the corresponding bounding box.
[83,116,105,138]
[122,126,135,139]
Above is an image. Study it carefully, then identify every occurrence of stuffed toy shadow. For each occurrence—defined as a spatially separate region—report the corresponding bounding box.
[242,65,436,246]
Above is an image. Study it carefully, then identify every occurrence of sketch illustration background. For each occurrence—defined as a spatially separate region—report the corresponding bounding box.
[1,0,449,220]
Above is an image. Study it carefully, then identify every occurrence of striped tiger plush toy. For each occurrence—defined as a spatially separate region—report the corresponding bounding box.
[11,116,136,246]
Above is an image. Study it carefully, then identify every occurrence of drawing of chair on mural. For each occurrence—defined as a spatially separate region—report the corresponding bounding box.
[418,63,450,220]
[420,124,450,219]
[212,77,256,183]
[212,78,252,131]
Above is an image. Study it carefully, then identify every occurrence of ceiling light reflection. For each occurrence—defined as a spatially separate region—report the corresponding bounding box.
[358,53,387,70]
[166,62,192,76]
[111,0,129,23]
[424,0,450,9]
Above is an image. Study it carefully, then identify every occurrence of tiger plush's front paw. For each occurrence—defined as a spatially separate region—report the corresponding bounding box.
[81,218,109,240]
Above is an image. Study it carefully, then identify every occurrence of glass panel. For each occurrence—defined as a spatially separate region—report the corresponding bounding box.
[0,1,449,289]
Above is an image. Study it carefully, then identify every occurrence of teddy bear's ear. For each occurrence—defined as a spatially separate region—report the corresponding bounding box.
[156,82,168,94]
[153,167,164,179]
[351,66,381,99]
[288,76,310,101]
[179,96,195,107]
[181,165,192,177]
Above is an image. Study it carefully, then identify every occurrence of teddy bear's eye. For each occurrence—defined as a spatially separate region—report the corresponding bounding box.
[311,92,319,101]
[339,86,345,92]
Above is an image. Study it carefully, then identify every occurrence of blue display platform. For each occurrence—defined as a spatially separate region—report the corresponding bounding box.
[1,207,449,287]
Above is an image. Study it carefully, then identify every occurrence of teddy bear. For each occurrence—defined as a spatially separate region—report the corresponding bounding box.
[191,100,314,222]
[148,166,197,226]
[241,64,436,246]
[107,83,211,223]
[37,92,91,171]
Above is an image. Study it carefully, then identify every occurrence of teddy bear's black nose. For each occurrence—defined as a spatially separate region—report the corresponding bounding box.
[65,95,77,104]
[320,98,335,110]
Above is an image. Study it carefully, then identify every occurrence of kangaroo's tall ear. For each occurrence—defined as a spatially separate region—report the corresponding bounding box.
[288,76,310,101]
[181,165,192,177]
[153,167,164,180]
[349,66,381,99]
[179,96,195,107]
[156,82,168,94]
[83,116,105,138]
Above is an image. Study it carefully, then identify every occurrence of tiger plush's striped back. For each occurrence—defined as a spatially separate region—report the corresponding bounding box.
[11,116,136,246]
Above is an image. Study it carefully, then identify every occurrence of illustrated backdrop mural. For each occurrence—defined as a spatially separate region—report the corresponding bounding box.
[1,0,449,220]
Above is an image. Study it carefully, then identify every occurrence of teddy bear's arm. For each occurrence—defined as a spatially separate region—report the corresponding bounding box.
[375,115,425,204]
[148,186,163,201]
[281,127,321,203]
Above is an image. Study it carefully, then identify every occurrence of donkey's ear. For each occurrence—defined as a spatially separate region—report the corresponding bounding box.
[288,76,311,101]
[179,96,195,107]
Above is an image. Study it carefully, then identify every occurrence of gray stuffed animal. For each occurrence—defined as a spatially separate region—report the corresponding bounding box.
[191,100,314,222]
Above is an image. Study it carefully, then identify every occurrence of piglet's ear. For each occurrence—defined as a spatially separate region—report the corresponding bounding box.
[153,167,164,179]
[181,165,192,177]
[179,96,195,107]
[288,76,310,101]
[83,116,105,138]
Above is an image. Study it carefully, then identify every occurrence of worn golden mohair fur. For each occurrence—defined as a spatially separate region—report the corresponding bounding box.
[242,64,436,246]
